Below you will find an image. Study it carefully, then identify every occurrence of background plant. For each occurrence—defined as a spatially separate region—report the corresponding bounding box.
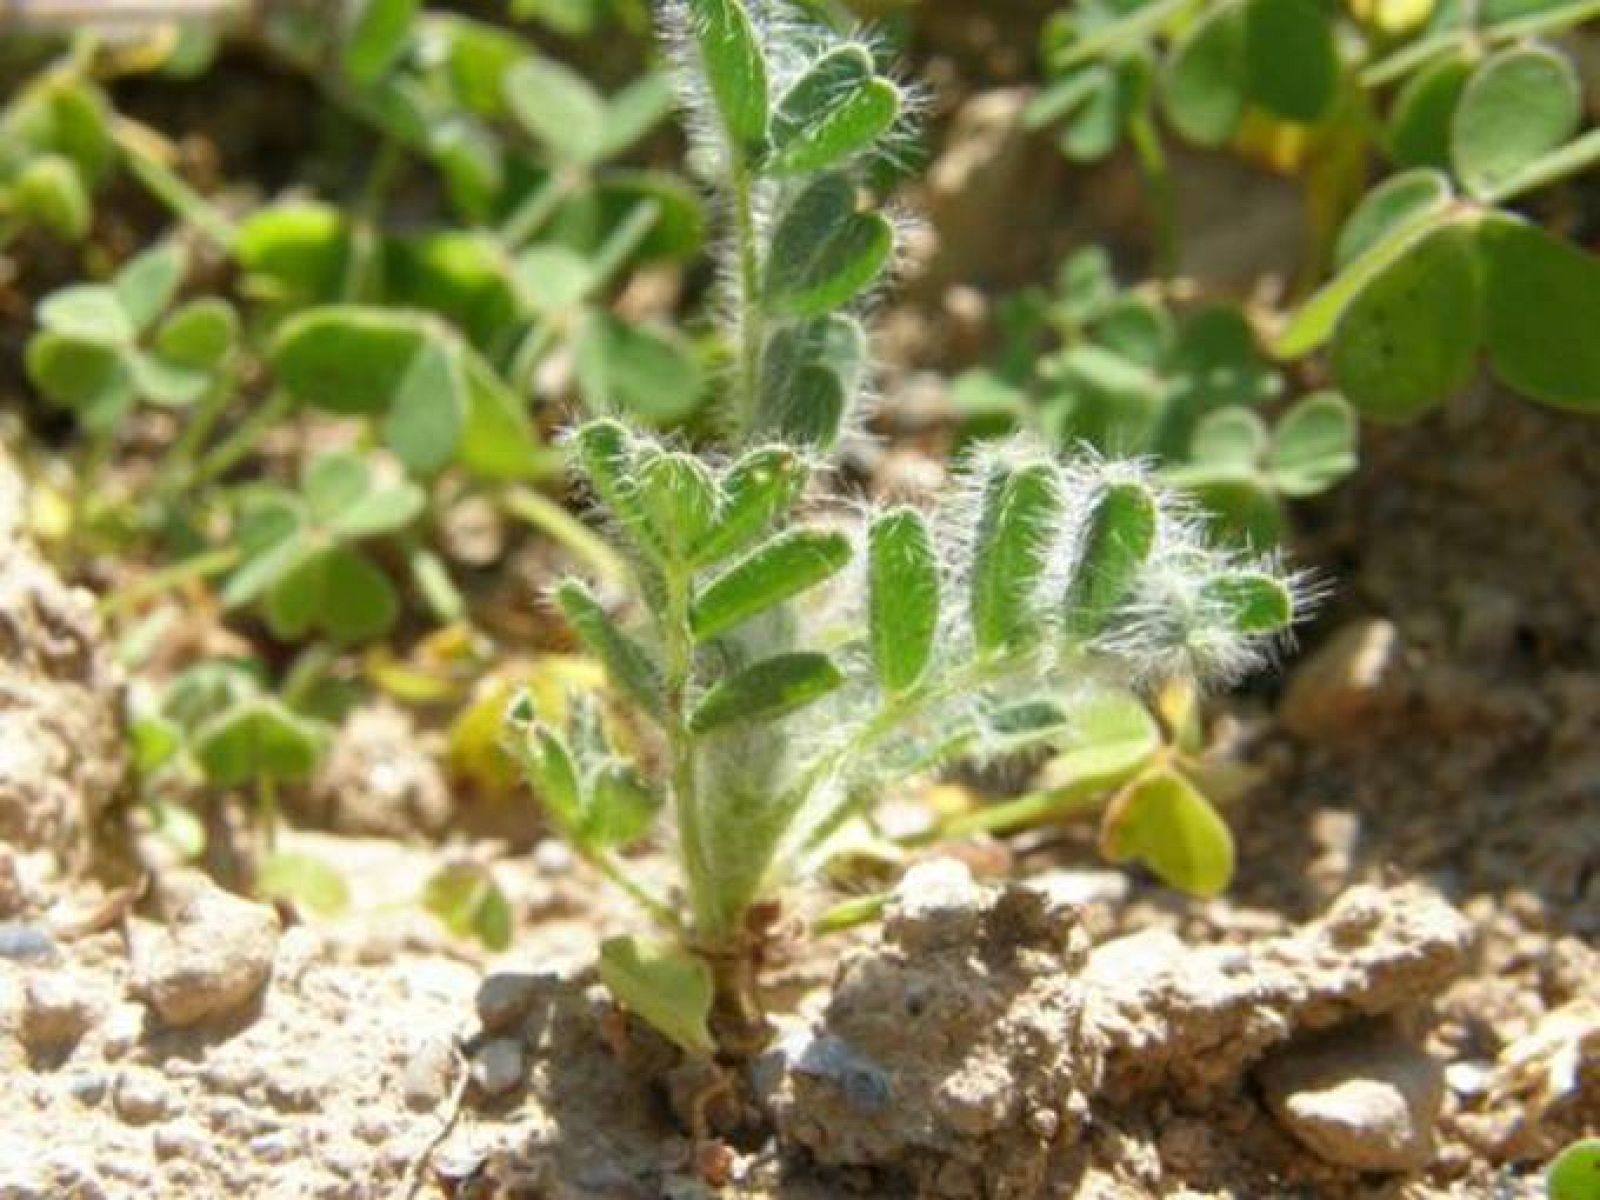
[505,0,1302,1058]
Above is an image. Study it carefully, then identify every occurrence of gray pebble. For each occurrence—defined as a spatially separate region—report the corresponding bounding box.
[475,972,542,1034]
[470,1037,525,1098]
[0,922,57,962]
[112,1069,172,1124]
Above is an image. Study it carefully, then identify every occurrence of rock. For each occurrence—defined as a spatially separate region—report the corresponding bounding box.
[19,971,99,1050]
[476,972,543,1034]
[130,872,280,1027]
[402,1037,458,1112]
[0,922,58,963]
[1084,883,1473,1101]
[776,860,1103,1199]
[0,443,126,860]
[1258,1021,1444,1173]
[112,1069,173,1124]
[311,703,453,839]
[471,1037,525,1098]
[1280,619,1401,742]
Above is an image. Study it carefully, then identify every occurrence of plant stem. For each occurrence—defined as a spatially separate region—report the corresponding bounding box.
[112,116,236,250]
[190,390,294,486]
[660,564,720,939]
[501,485,628,586]
[341,137,402,302]
[591,850,683,931]
[924,782,1106,844]
[1049,0,1196,70]
[257,776,279,854]
[500,172,573,249]
[100,545,241,618]
[811,891,888,936]
[1482,128,1600,207]
[1129,112,1178,280]
[730,160,764,438]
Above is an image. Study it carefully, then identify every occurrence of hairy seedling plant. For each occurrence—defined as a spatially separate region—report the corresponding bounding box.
[505,0,1302,1059]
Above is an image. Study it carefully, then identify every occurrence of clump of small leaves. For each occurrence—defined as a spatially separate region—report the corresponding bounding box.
[1029,0,1600,419]
[505,0,1302,1059]
[954,246,1358,546]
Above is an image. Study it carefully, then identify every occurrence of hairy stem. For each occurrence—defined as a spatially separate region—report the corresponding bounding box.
[730,161,765,438]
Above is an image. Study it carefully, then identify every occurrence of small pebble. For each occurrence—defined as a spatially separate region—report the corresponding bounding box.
[129,873,279,1028]
[470,1037,525,1098]
[475,973,542,1034]
[0,922,57,962]
[65,1072,108,1107]
[112,1070,172,1125]
[402,1038,458,1111]
[20,972,98,1050]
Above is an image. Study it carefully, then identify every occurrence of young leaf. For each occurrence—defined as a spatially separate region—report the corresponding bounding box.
[689,447,809,567]
[1161,4,1247,147]
[555,579,666,720]
[1101,768,1235,897]
[154,298,239,370]
[683,0,770,154]
[38,285,135,344]
[266,545,400,644]
[13,154,90,241]
[422,862,512,951]
[868,508,940,695]
[114,243,186,333]
[598,936,715,1056]
[1243,0,1338,124]
[754,315,866,446]
[1187,408,1270,472]
[971,463,1062,654]
[1331,223,1482,422]
[1200,571,1295,634]
[191,698,324,787]
[1268,391,1357,496]
[690,529,851,642]
[272,306,431,416]
[513,722,584,834]
[1451,45,1580,199]
[765,174,894,318]
[572,420,663,559]
[257,852,351,917]
[26,335,132,428]
[767,46,900,176]
[583,763,662,848]
[1063,480,1157,644]
[1334,169,1453,270]
[343,0,418,86]
[1387,53,1471,170]
[688,651,845,732]
[636,450,721,560]
[504,56,609,167]
[1480,216,1600,412]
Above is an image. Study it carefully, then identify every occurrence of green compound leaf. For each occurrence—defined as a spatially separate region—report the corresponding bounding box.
[767,46,900,176]
[272,306,431,416]
[1481,216,1600,412]
[971,462,1064,655]
[1387,53,1471,171]
[1331,223,1482,423]
[1161,3,1247,147]
[1063,480,1158,644]
[1200,571,1295,634]
[689,447,809,567]
[154,298,239,370]
[1268,391,1358,496]
[343,0,418,86]
[511,720,584,834]
[1102,768,1235,897]
[266,545,401,645]
[1187,407,1270,471]
[422,862,512,951]
[1335,169,1453,269]
[868,508,940,695]
[765,174,893,319]
[598,936,715,1057]
[688,651,845,733]
[504,55,609,167]
[1546,1138,1600,1200]
[384,340,463,476]
[1452,45,1580,200]
[691,529,851,642]
[191,698,325,788]
[1243,0,1339,124]
[684,0,770,154]
[38,284,135,345]
[572,420,663,560]
[556,579,666,720]
[754,315,866,447]
[258,852,350,918]
[235,202,350,308]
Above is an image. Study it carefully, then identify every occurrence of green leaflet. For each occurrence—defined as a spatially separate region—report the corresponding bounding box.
[764,175,894,318]
[555,579,666,721]
[690,529,851,642]
[1200,571,1295,634]
[635,450,721,561]
[970,463,1064,654]
[684,0,769,154]
[689,446,810,567]
[767,46,900,176]
[868,508,940,694]
[598,937,715,1056]
[688,651,845,732]
[1101,768,1235,897]
[1063,480,1157,644]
